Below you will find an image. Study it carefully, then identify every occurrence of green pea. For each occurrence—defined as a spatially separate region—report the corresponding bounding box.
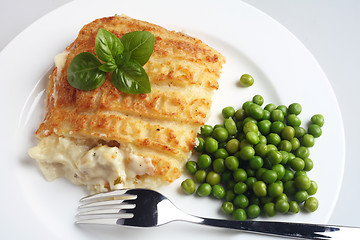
[290,138,300,151]
[197,183,212,197]
[259,135,267,145]
[221,201,234,215]
[247,204,261,218]
[304,197,319,212]
[224,118,238,136]
[226,189,236,202]
[197,154,212,169]
[181,179,196,194]
[271,109,285,122]
[243,121,258,134]
[212,184,225,199]
[286,114,301,127]
[268,182,284,198]
[204,137,218,153]
[233,208,247,220]
[264,103,276,112]
[213,148,229,159]
[288,103,302,115]
[275,199,289,213]
[289,201,300,214]
[302,134,315,147]
[280,151,290,164]
[253,181,267,197]
[194,137,205,152]
[276,192,288,202]
[206,171,221,185]
[281,126,295,140]
[303,158,314,171]
[233,168,247,182]
[252,94,264,106]
[264,202,276,217]
[271,121,285,134]
[294,126,306,138]
[284,181,297,195]
[307,180,318,195]
[242,117,258,127]
[262,109,271,120]
[222,106,235,118]
[272,164,285,180]
[289,157,305,171]
[276,105,288,116]
[212,127,229,142]
[234,194,249,208]
[266,150,283,165]
[194,169,207,183]
[262,170,278,184]
[311,114,325,127]
[267,133,281,146]
[248,104,264,120]
[234,182,248,194]
[295,175,311,190]
[295,146,310,159]
[225,156,239,171]
[246,177,257,189]
[246,131,260,145]
[213,158,226,173]
[294,190,308,203]
[278,140,292,152]
[238,146,255,161]
[240,74,254,87]
[201,125,213,137]
[185,161,198,174]
[226,139,240,154]
[258,120,271,135]
[249,156,264,170]
[282,169,294,182]
[308,124,322,138]
[234,109,247,121]
[242,101,253,110]
[254,143,268,158]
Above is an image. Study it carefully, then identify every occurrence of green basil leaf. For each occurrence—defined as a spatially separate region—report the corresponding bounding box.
[114,51,131,67]
[95,28,124,63]
[67,52,106,91]
[99,61,117,72]
[112,59,151,94]
[121,31,155,66]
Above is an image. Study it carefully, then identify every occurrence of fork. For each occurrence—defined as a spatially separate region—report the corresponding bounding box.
[76,188,360,239]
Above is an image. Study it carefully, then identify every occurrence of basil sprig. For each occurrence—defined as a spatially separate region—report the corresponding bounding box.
[67,28,154,94]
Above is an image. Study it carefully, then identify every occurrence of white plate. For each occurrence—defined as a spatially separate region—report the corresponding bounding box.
[0,0,345,239]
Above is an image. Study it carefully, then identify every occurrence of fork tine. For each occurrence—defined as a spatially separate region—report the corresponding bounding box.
[77,205,136,216]
[76,217,122,225]
[79,198,136,209]
[80,189,135,202]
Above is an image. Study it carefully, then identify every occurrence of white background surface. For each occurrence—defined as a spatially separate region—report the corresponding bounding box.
[1,0,359,229]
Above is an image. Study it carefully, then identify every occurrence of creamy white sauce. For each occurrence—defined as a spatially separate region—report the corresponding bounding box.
[52,51,69,105]
[28,136,156,193]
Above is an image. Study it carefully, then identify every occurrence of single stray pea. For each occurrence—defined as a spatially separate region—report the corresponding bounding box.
[240,74,254,87]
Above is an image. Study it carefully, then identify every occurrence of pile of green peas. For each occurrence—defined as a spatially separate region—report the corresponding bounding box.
[181,95,324,220]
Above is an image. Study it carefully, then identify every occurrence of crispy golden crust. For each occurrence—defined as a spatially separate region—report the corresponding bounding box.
[36,15,225,183]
